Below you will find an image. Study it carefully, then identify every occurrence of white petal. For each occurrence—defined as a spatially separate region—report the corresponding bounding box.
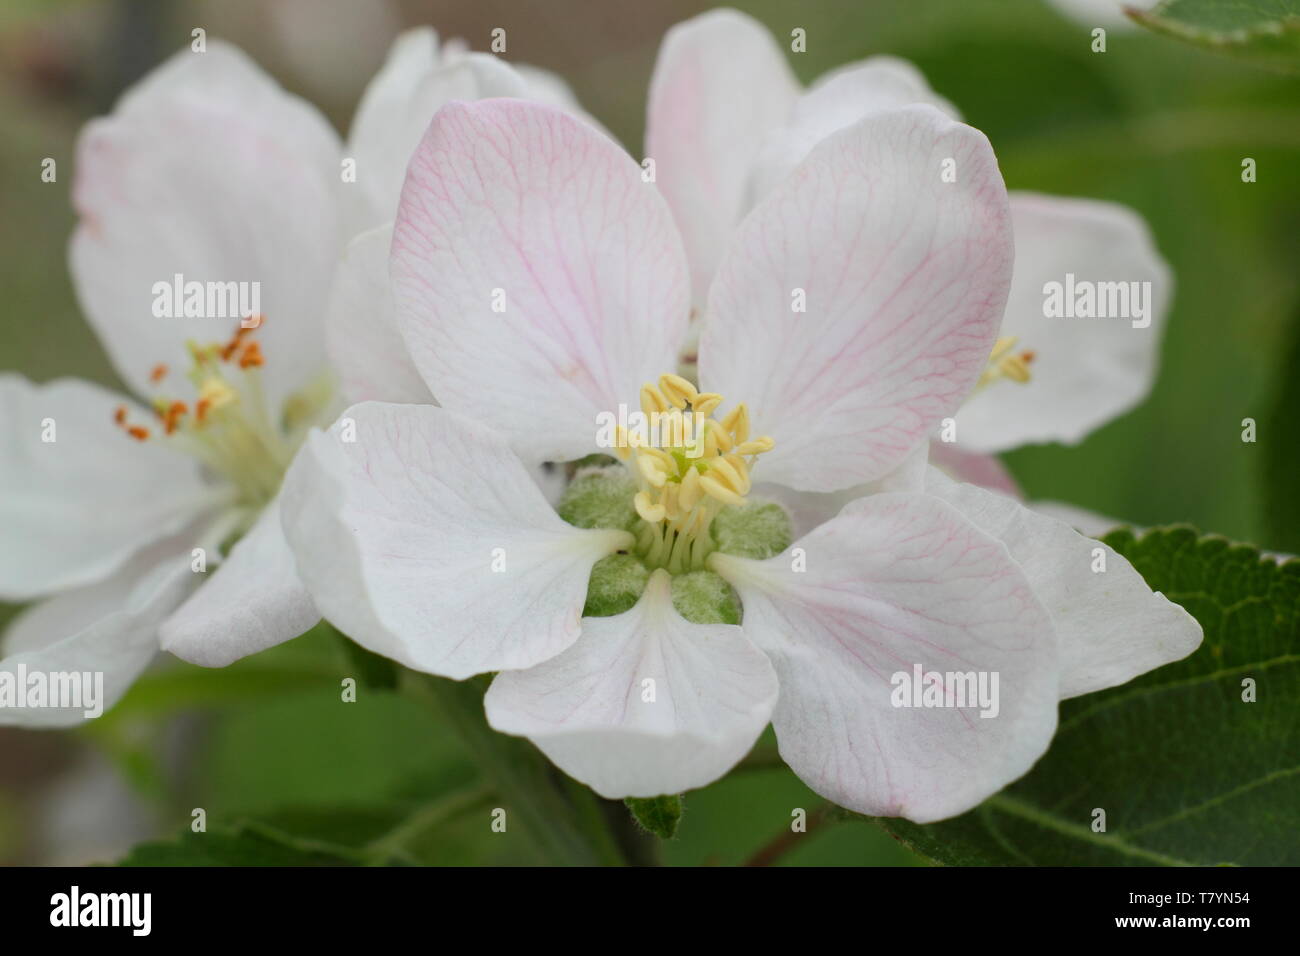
[712,493,1059,822]
[954,193,1173,452]
[0,375,223,601]
[925,468,1201,698]
[326,224,434,405]
[280,402,631,678]
[701,106,1014,492]
[1,536,201,727]
[345,42,527,233]
[159,497,319,667]
[69,41,343,407]
[748,56,959,203]
[1029,499,1124,538]
[486,570,778,798]
[646,8,799,302]
[391,99,690,463]
[929,440,1022,498]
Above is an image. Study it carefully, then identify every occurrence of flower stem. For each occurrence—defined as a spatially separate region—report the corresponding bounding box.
[401,670,630,866]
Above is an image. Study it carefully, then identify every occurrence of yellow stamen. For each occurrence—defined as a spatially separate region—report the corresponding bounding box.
[622,375,775,572]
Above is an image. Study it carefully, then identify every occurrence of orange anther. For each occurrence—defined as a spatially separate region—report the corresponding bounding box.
[127,425,150,441]
[1021,350,1036,363]
[196,398,210,423]
[113,405,127,425]
[238,341,264,369]
[149,363,168,384]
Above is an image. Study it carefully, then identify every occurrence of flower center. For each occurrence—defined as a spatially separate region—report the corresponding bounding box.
[975,335,1036,391]
[614,373,774,574]
[112,318,331,512]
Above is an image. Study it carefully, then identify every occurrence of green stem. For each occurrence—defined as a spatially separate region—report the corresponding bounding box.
[401,670,629,866]
[363,785,495,865]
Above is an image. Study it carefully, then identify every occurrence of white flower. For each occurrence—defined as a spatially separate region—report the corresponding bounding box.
[0,30,588,724]
[649,9,1173,466]
[280,91,1201,821]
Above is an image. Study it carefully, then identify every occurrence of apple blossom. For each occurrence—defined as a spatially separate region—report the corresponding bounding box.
[0,30,590,724]
[648,9,1173,473]
[280,96,1201,822]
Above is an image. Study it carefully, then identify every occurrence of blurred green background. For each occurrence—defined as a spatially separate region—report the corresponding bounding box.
[0,0,1296,865]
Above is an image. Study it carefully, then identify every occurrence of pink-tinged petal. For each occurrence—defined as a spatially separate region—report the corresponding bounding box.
[69,42,343,409]
[1,534,201,728]
[701,106,1014,493]
[749,56,959,203]
[0,375,225,601]
[280,402,631,678]
[954,193,1173,453]
[750,440,931,539]
[160,497,319,667]
[712,492,1058,822]
[925,469,1200,698]
[928,441,1022,499]
[391,99,690,464]
[327,225,435,405]
[346,41,527,233]
[646,8,799,303]
[485,570,778,798]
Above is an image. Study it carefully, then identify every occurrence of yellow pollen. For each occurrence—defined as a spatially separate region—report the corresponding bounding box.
[619,378,774,573]
[114,319,303,510]
[977,335,1036,389]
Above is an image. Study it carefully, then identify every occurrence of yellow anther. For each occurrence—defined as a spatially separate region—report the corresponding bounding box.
[736,436,775,456]
[692,393,723,417]
[634,491,666,523]
[613,426,632,460]
[723,453,751,493]
[198,377,237,411]
[661,481,681,521]
[640,384,670,418]
[978,336,1035,388]
[638,454,669,488]
[678,465,703,512]
[622,373,777,572]
[658,373,697,409]
[721,403,749,443]
[699,475,746,507]
[706,456,746,495]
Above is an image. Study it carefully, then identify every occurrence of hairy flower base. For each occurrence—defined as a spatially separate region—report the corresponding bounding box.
[560,465,790,624]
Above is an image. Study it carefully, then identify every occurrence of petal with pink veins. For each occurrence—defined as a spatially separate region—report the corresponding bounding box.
[645,8,799,304]
[69,41,342,409]
[924,468,1201,698]
[748,56,959,204]
[701,106,1014,493]
[711,492,1058,823]
[485,569,778,798]
[279,402,632,679]
[391,99,690,464]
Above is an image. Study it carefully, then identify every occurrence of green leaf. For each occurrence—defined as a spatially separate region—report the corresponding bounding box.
[1261,302,1300,552]
[118,822,362,867]
[873,526,1299,866]
[1128,0,1300,73]
[625,795,684,839]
